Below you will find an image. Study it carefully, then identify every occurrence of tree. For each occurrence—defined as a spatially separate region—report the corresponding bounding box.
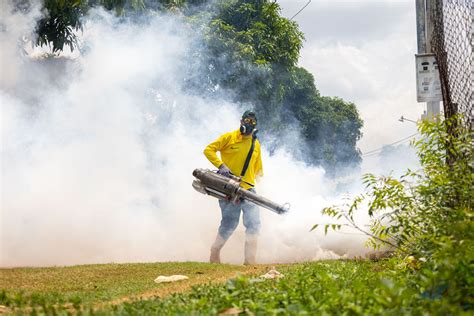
[200,0,303,110]
[279,68,363,173]
[34,0,191,52]
[35,0,89,52]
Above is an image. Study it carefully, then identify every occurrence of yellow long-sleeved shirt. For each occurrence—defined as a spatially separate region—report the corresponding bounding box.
[204,129,263,189]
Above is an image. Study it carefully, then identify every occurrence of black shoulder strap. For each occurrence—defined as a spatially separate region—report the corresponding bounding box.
[241,134,257,177]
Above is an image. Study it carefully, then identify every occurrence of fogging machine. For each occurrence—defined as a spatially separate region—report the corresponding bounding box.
[192,168,289,215]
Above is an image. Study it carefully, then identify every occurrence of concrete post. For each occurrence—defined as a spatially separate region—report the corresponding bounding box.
[422,0,441,120]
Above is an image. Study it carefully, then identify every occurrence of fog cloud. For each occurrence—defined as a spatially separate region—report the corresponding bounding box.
[1,2,374,267]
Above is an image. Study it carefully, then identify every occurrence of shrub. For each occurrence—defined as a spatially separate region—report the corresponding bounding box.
[316,115,473,310]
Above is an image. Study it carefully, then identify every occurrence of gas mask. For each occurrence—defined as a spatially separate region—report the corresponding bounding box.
[240,117,257,135]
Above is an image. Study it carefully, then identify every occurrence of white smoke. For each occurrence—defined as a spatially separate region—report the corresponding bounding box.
[1,2,372,267]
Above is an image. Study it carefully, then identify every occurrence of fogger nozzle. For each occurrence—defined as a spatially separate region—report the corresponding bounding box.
[192,168,289,215]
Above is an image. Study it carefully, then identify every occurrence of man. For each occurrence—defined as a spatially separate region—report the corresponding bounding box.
[203,110,263,265]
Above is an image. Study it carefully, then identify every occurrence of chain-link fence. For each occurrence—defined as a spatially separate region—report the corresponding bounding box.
[430,0,473,128]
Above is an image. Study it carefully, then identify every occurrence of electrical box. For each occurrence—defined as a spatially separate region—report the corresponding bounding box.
[415,54,443,102]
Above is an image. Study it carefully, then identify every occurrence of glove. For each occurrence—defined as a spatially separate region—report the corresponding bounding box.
[217,164,231,177]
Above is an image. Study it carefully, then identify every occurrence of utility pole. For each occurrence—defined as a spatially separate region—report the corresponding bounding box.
[415,0,441,121]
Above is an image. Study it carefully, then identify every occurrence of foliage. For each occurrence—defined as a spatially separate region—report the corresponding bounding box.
[208,0,303,68]
[33,0,197,52]
[278,67,363,173]
[199,0,303,115]
[35,0,88,52]
[315,115,473,309]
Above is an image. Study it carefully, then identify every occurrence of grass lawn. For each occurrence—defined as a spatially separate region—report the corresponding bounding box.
[1,260,470,315]
[0,261,269,313]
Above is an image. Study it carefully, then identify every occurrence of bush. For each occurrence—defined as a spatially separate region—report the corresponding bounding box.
[317,115,473,310]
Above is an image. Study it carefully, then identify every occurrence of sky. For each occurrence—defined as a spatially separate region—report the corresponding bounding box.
[277,0,423,153]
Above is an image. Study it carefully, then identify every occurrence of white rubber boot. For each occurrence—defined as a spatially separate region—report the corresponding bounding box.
[210,234,226,264]
[244,234,258,265]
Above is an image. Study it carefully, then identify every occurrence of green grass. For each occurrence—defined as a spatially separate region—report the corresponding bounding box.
[98,260,471,315]
[0,262,268,311]
[99,260,397,315]
[2,260,470,315]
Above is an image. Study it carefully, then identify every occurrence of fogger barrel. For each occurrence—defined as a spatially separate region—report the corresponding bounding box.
[192,168,289,215]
